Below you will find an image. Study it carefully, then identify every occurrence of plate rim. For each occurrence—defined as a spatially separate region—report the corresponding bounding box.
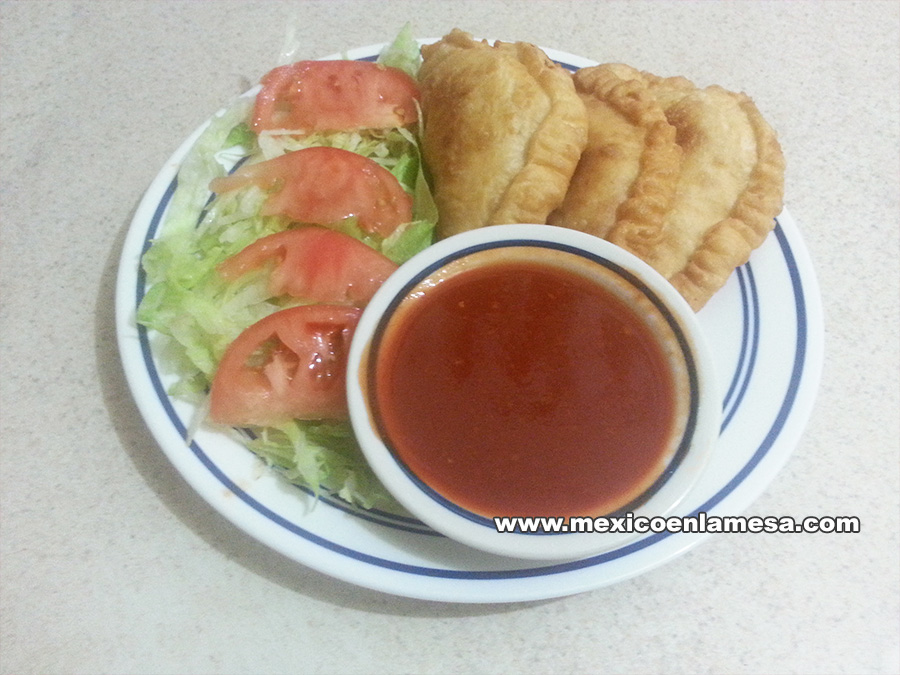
[114,42,824,603]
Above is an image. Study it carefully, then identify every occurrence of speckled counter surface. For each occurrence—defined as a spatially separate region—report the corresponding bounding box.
[1,2,898,673]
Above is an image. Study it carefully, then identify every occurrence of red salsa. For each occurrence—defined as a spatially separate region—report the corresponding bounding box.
[372,258,678,518]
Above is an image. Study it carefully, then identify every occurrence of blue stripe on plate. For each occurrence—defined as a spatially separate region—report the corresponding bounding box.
[721,264,761,430]
[721,267,752,416]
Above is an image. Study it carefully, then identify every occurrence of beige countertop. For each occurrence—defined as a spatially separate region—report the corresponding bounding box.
[1,1,898,673]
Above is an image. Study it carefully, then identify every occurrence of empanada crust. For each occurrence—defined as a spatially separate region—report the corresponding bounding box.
[666,90,786,309]
[417,32,785,309]
[547,64,683,268]
[419,29,588,238]
[555,63,785,310]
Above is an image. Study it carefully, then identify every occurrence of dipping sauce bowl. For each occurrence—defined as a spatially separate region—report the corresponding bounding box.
[347,224,720,560]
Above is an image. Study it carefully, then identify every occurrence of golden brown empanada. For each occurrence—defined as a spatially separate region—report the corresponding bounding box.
[555,63,785,310]
[418,29,588,238]
[547,64,683,268]
[662,86,785,309]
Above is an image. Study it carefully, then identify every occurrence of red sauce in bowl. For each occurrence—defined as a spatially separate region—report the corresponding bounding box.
[371,255,680,518]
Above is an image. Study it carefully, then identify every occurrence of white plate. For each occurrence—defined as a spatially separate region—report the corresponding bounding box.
[115,43,824,603]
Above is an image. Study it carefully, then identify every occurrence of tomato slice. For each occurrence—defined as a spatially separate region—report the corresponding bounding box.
[209,305,361,426]
[209,147,413,236]
[252,60,420,134]
[217,227,397,305]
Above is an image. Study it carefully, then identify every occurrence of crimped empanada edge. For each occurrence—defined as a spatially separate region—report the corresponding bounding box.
[489,40,589,226]
[669,92,786,310]
[579,65,684,266]
[547,64,683,262]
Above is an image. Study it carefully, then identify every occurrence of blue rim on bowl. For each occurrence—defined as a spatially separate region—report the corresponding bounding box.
[347,224,720,560]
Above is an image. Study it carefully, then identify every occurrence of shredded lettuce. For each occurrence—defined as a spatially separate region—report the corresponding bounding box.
[137,28,434,509]
[377,22,422,78]
[244,420,396,508]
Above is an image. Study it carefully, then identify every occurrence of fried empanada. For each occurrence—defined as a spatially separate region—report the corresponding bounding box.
[663,86,785,309]
[547,64,683,267]
[556,63,785,310]
[418,29,588,238]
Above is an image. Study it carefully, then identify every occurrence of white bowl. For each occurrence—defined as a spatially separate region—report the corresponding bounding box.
[347,224,719,560]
